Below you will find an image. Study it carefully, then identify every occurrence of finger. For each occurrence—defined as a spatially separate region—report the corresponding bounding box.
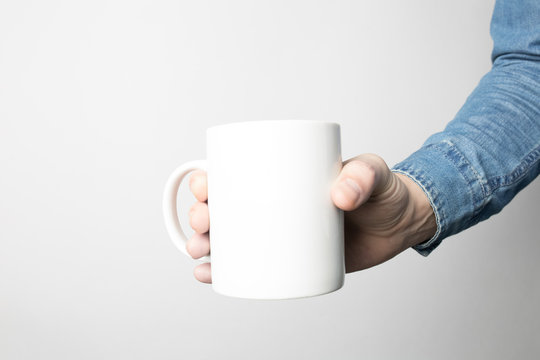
[189,201,210,234]
[189,170,208,202]
[331,154,392,211]
[194,262,212,284]
[186,232,210,259]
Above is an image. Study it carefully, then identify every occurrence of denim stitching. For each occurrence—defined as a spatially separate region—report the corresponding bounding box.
[432,141,487,218]
[468,145,540,226]
[487,143,540,193]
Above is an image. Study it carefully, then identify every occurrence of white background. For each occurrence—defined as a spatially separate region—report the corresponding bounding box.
[1,0,539,359]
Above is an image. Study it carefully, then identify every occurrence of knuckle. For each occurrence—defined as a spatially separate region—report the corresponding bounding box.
[189,171,206,189]
[188,202,209,232]
[365,153,389,171]
[185,239,195,257]
[188,211,198,230]
[188,202,198,218]
[188,173,199,189]
[346,160,376,181]
[345,153,389,184]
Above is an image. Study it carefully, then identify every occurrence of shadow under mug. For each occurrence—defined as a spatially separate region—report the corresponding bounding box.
[163,120,345,299]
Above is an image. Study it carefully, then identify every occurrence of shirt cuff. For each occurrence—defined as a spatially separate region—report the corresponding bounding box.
[391,139,486,256]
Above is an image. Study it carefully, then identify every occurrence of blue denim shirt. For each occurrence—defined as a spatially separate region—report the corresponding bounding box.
[391,0,540,256]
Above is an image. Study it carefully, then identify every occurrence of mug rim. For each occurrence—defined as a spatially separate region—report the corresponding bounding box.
[207,119,340,133]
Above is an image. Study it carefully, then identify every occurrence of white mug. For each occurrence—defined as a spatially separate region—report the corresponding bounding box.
[163,120,344,299]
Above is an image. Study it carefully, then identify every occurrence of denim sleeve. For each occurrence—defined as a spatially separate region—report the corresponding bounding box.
[391,0,540,256]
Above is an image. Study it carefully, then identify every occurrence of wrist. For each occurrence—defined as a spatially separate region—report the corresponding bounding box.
[394,173,437,249]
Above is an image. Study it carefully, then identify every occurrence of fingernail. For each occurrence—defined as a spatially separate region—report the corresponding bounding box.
[343,178,362,204]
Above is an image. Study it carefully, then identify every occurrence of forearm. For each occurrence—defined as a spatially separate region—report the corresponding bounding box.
[394,173,438,249]
[390,0,540,255]
[392,57,540,255]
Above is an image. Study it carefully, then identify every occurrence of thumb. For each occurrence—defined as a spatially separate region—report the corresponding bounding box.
[331,154,393,211]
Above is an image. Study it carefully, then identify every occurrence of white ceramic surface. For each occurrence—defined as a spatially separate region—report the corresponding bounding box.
[163,120,344,299]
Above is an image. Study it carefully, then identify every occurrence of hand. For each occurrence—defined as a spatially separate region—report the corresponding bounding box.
[186,154,437,283]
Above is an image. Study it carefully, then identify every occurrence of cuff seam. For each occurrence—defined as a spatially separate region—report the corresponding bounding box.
[391,139,485,256]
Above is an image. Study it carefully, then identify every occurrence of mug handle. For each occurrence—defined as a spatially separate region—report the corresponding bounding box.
[163,160,210,262]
